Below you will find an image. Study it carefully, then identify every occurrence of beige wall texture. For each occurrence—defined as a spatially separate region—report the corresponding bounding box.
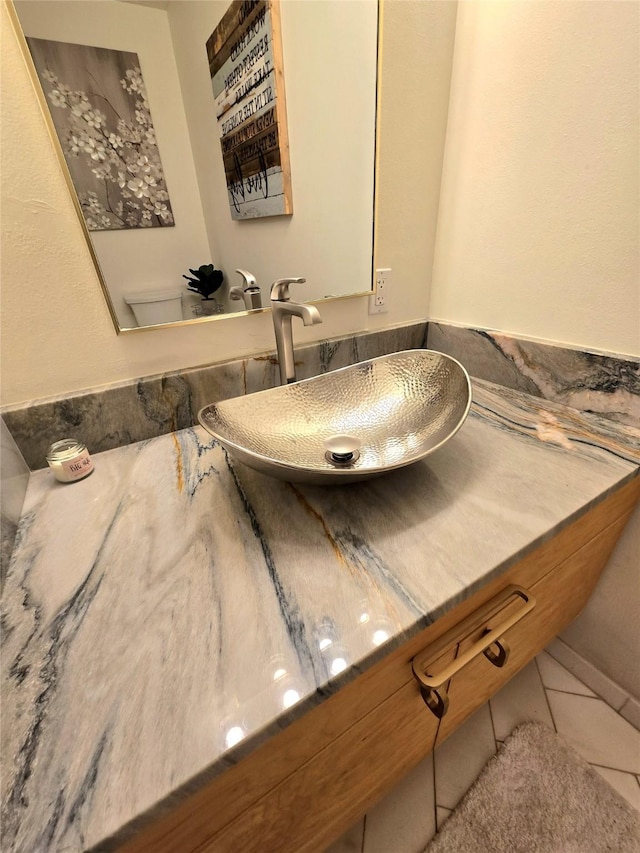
[431,0,640,357]
[0,0,456,405]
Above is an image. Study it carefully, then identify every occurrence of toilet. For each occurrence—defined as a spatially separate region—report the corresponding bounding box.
[123,289,184,326]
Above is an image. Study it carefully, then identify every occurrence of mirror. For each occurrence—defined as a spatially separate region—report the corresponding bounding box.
[12,0,378,332]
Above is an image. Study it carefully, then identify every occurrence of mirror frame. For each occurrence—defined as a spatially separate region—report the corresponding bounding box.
[6,0,382,335]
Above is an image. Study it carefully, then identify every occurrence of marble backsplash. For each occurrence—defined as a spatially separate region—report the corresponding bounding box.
[4,320,638,474]
[427,323,640,427]
[1,323,428,471]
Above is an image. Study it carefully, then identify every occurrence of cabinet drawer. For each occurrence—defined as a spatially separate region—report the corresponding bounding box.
[330,475,640,731]
[204,650,454,853]
[411,511,632,744]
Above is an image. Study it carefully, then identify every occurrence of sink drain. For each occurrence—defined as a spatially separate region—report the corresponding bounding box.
[324,435,361,467]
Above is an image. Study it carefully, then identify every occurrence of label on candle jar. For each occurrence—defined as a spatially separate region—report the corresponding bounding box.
[62,453,94,480]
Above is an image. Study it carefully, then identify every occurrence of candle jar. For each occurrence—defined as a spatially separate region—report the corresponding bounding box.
[46,439,94,483]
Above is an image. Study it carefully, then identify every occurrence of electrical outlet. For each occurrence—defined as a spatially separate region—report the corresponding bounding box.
[369,268,391,314]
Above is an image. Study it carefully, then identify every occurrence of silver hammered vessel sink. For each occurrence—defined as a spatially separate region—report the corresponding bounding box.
[198,350,472,484]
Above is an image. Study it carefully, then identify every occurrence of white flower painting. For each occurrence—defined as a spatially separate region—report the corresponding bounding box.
[27,38,174,231]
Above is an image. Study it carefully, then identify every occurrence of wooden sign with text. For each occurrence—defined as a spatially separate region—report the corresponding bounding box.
[207,0,293,220]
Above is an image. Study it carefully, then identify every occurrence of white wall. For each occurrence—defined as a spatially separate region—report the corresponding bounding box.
[375,0,458,329]
[169,0,378,307]
[1,0,454,405]
[431,0,640,357]
[15,0,212,329]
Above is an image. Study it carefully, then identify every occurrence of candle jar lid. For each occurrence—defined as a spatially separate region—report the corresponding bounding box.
[46,438,87,462]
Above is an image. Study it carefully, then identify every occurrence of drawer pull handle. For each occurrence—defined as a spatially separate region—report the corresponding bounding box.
[419,685,450,719]
[412,586,535,718]
[483,637,510,668]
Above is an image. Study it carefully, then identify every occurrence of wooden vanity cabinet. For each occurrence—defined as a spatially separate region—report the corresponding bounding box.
[424,509,633,746]
[120,476,639,853]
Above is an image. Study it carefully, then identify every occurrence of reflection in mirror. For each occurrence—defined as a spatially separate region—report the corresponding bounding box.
[13,0,378,331]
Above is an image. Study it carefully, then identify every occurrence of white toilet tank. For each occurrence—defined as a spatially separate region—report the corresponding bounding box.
[124,289,184,326]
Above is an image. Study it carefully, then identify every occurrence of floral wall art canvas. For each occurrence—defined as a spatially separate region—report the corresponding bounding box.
[26,38,174,232]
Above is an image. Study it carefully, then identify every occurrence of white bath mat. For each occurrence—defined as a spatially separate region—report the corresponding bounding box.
[425,721,640,852]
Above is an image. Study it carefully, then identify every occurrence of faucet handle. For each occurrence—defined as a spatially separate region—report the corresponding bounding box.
[270,277,306,301]
[236,269,257,290]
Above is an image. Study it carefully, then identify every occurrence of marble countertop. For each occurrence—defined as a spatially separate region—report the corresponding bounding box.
[2,379,639,852]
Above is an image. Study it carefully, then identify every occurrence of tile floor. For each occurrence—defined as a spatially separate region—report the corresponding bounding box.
[325,646,640,853]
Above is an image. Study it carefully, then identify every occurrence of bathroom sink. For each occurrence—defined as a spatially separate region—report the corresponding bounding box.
[198,350,472,484]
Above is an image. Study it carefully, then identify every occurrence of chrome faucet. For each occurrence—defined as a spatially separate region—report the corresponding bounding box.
[229,269,262,311]
[270,278,322,384]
